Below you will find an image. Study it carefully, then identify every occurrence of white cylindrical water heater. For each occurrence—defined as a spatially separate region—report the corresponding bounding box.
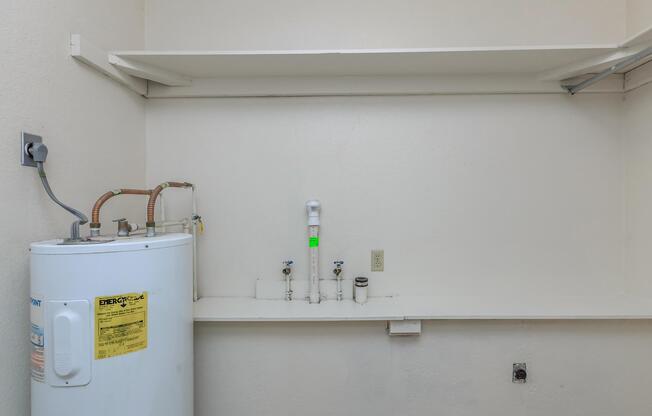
[30,233,193,416]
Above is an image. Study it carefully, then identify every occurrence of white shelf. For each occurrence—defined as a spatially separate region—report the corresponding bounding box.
[193,295,652,322]
[75,35,652,96]
[113,45,618,79]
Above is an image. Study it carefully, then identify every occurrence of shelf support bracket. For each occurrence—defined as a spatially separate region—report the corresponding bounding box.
[562,45,652,94]
[625,59,652,92]
[108,55,192,87]
[70,34,147,96]
[539,44,652,82]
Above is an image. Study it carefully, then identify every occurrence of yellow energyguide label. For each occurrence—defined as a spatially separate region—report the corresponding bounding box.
[94,292,148,360]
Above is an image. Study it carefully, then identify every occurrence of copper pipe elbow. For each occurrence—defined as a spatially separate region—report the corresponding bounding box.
[146,182,193,227]
[90,189,152,231]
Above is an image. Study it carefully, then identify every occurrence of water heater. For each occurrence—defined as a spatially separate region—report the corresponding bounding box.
[30,233,193,416]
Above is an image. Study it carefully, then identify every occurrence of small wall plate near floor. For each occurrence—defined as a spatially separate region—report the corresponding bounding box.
[513,363,527,383]
[386,319,421,336]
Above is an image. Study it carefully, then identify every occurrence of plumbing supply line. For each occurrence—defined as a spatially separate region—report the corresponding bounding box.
[282,261,294,301]
[141,181,199,301]
[334,261,344,301]
[308,225,320,303]
[306,200,321,304]
[160,193,167,233]
[146,181,193,237]
[285,275,292,301]
[191,186,199,301]
[129,219,189,239]
[90,188,152,236]
[36,162,88,241]
[133,219,190,230]
[144,182,200,301]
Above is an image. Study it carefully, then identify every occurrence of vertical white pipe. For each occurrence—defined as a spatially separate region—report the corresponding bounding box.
[306,200,321,304]
[308,225,319,303]
[192,186,198,302]
[285,275,292,301]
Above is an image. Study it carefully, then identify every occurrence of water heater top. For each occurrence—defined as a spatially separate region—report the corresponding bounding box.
[30,232,192,255]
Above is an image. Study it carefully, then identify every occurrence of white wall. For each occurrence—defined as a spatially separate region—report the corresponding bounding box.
[624,82,652,293]
[145,93,652,415]
[145,0,626,50]
[195,320,652,416]
[0,1,146,414]
[2,1,646,415]
[147,94,626,299]
[142,2,652,415]
[627,0,652,38]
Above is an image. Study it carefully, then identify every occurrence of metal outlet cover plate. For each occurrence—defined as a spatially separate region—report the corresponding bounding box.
[513,363,527,383]
[21,132,42,167]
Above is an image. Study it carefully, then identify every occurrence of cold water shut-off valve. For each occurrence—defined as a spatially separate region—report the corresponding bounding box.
[333,261,344,301]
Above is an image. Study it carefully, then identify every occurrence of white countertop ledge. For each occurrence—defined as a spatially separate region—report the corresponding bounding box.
[193,295,652,322]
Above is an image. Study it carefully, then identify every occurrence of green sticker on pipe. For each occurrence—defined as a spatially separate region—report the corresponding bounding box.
[309,237,319,247]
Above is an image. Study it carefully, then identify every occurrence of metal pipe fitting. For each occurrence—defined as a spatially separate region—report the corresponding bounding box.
[113,218,130,237]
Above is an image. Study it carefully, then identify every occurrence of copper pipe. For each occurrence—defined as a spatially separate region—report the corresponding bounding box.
[146,182,193,232]
[90,189,152,229]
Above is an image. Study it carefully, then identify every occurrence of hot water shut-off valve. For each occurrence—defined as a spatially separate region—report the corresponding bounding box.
[282,260,294,301]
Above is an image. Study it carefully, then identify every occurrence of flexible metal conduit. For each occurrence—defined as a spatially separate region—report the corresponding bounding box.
[90,189,152,236]
[37,162,88,241]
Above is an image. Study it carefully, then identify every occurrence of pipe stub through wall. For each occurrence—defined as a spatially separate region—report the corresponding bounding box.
[354,277,368,304]
[354,277,368,287]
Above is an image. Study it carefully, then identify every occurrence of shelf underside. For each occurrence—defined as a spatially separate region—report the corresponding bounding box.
[114,46,620,79]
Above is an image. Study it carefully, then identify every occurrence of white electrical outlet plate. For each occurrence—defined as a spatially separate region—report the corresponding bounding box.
[371,249,384,272]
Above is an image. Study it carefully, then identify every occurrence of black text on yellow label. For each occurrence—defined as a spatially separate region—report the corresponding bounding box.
[94,292,148,360]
